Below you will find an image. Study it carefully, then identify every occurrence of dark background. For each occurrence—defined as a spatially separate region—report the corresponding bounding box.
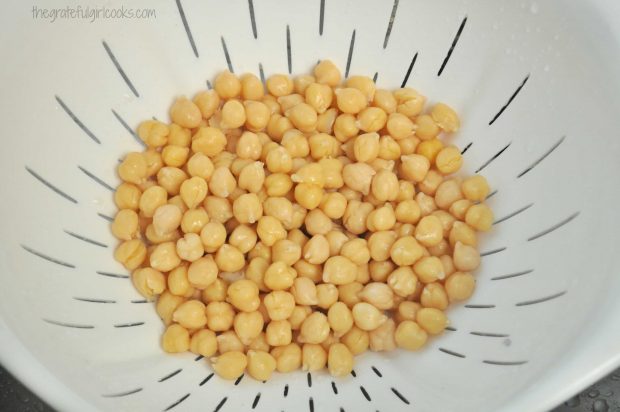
[0,364,618,411]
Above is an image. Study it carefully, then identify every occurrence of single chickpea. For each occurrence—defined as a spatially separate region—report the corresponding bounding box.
[445,272,475,301]
[308,133,338,159]
[400,154,430,182]
[206,301,235,331]
[240,73,265,100]
[352,302,387,331]
[266,74,294,97]
[212,351,247,380]
[161,144,189,168]
[301,234,329,265]
[305,82,333,114]
[264,261,297,290]
[149,241,181,272]
[367,230,398,262]
[367,204,396,232]
[327,343,354,377]
[270,239,301,267]
[186,153,214,180]
[386,113,415,140]
[390,236,425,266]
[414,114,439,140]
[215,330,244,354]
[286,103,318,132]
[214,70,241,99]
[370,170,399,203]
[435,146,463,174]
[395,301,421,323]
[233,311,265,345]
[394,320,428,351]
[266,320,293,346]
[162,324,190,353]
[322,256,357,285]
[369,260,396,282]
[461,175,490,202]
[416,139,444,164]
[450,199,473,221]
[186,255,218,289]
[191,127,227,157]
[338,282,363,308]
[263,290,296,321]
[303,209,331,235]
[358,282,394,310]
[220,99,246,129]
[316,108,338,134]
[465,203,494,232]
[157,167,188,196]
[325,302,353,337]
[111,209,139,240]
[335,87,367,114]
[453,241,480,272]
[281,130,310,158]
[291,162,325,187]
[396,180,416,201]
[235,161,264,194]
[193,89,221,119]
[395,88,426,117]
[263,173,291,197]
[114,183,142,211]
[435,179,464,210]
[215,244,246,272]
[318,193,346,221]
[200,221,227,252]
[248,333,271,353]
[132,267,165,300]
[340,326,369,355]
[351,132,379,163]
[301,344,327,371]
[387,267,418,297]
[315,283,339,309]
[272,343,302,373]
[342,163,376,196]
[180,208,209,234]
[138,120,169,148]
[395,199,421,224]
[231,193,262,224]
[431,103,460,132]
[170,97,202,128]
[449,221,478,247]
[339,238,370,266]
[319,158,344,189]
[378,135,402,161]
[174,232,203,262]
[246,350,276,381]
[172,299,207,329]
[414,215,444,247]
[413,256,445,284]
[244,101,271,133]
[371,89,396,114]
[157,291,185,325]
[293,183,322,210]
[398,136,421,155]
[314,60,341,86]
[369,318,396,352]
[298,312,330,344]
[416,307,448,335]
[333,113,359,142]
[420,283,449,310]
[294,74,316,94]
[209,166,237,198]
[289,277,317,306]
[118,152,148,185]
[190,329,218,357]
[256,216,287,247]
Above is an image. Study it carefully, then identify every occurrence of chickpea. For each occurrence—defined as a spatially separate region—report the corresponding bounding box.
[465,203,494,232]
[352,302,387,331]
[114,183,142,211]
[453,241,480,272]
[266,74,294,97]
[400,154,430,182]
[248,332,271,353]
[300,344,327,372]
[167,264,193,297]
[338,282,363,308]
[313,60,341,86]
[171,299,207,329]
[317,193,346,221]
[431,102,460,132]
[416,139,444,165]
[215,244,246,272]
[193,90,220,120]
[185,154,213,181]
[351,132,380,162]
[156,291,185,325]
[414,215,443,247]
[340,238,370,265]
[333,113,359,142]
[315,283,339,309]
[157,167,188,196]
[208,166,236,198]
[169,97,201,128]
[185,256,217,290]
[395,321,428,351]
[369,260,396,283]
[387,267,418,297]
[232,311,264,346]
[340,326,369,355]
[198,221,226,253]
[435,146,463,174]
[239,73,264,99]
[420,283,449,310]
[395,199,421,224]
[435,179,463,210]
[358,282,394,310]
[367,230,398,262]
[300,234,328,265]
[214,70,241,98]
[316,108,337,134]
[264,261,297,290]
[414,114,439,140]
[290,277,318,305]
[449,221,478,247]
[150,241,181,272]
[189,329,218,357]
[266,320,293,346]
[212,351,247,380]
[263,290,296,321]
[342,163,376,196]
[445,272,475,301]
[298,312,330,344]
[394,88,426,117]
[180,208,209,234]
[369,318,396,352]
[205,301,234,331]
[322,256,357,285]
[386,113,415,140]
[303,209,331,235]
[131,267,165,300]
[327,343,354,377]
[192,127,227,157]
[162,324,190,353]
[236,131,262,162]
[390,236,425,266]
[335,87,367,114]
[139,185,167,218]
[272,343,302,372]
[256,216,287,246]
[395,301,421,324]
[111,209,139,240]
[413,256,445,284]
[246,350,276,381]
[450,199,473,221]
[416,308,448,335]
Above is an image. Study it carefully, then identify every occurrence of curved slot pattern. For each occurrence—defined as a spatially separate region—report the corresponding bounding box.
[248,0,258,39]
[101,388,143,398]
[96,270,128,279]
[102,41,139,97]
[517,135,566,178]
[112,109,143,145]
[221,36,233,72]
[390,387,410,405]
[360,385,371,401]
[26,166,78,204]
[22,245,76,268]
[54,95,100,144]
[382,0,399,49]
[475,142,511,173]
[158,368,182,383]
[483,360,527,366]
[286,25,292,74]
[515,291,566,306]
[43,319,94,329]
[439,348,466,358]
[64,230,108,248]
[493,203,533,225]
[526,212,579,241]
[491,269,533,281]
[400,52,418,87]
[175,0,198,57]
[164,393,190,411]
[78,166,114,191]
[438,16,467,76]
[345,30,356,78]
[489,75,529,125]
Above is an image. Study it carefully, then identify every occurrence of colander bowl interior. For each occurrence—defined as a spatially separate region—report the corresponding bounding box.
[1,0,620,411]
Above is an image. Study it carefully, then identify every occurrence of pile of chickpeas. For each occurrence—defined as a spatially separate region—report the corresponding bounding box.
[112,60,493,381]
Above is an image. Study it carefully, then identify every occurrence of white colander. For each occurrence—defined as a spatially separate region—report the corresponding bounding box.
[2,0,620,411]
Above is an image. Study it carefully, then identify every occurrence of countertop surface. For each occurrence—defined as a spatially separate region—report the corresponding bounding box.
[0,364,618,412]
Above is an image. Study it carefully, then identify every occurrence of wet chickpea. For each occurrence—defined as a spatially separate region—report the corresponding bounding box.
[387,112,415,140]
[390,236,425,266]
[358,282,394,310]
[453,241,480,272]
[272,342,302,373]
[215,244,246,272]
[240,73,265,100]
[173,299,207,329]
[314,60,341,86]
[266,320,293,346]
[371,169,399,202]
[400,154,430,182]
[420,282,449,310]
[267,74,294,97]
[369,318,396,352]
[316,283,339,309]
[387,266,418,297]
[353,132,380,162]
[432,103,460,132]
[465,203,494,232]
[264,261,297,290]
[333,113,359,142]
[416,308,448,335]
[162,324,190,353]
[212,351,247,380]
[322,256,357,285]
[367,230,398,262]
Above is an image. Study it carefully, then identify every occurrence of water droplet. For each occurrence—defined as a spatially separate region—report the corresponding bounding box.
[543,65,550,72]
[592,399,609,412]
[503,338,512,346]
[530,2,539,14]
[588,389,600,398]
[565,395,580,407]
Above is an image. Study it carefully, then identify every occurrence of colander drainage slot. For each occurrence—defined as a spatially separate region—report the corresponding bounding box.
[25,166,77,204]
[163,393,190,411]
